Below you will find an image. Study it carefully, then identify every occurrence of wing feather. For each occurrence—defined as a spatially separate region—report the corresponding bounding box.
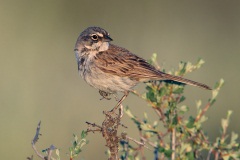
[93,44,211,90]
[94,44,162,81]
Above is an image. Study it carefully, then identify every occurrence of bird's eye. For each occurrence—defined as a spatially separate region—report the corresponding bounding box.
[91,34,98,40]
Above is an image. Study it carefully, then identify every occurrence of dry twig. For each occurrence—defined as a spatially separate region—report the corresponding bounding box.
[30,121,57,160]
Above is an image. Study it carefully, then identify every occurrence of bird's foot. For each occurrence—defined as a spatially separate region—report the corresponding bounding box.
[99,90,111,100]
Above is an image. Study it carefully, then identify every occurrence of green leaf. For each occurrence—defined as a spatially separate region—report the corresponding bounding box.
[196,58,205,69]
[74,148,82,154]
[146,85,153,92]
[164,149,173,158]
[146,90,157,102]
[157,146,165,153]
[179,61,187,75]
[172,114,178,125]
[73,134,78,142]
[124,106,135,118]
[213,78,224,90]
[209,98,216,106]
[186,116,195,128]
[148,53,157,64]
[165,110,170,119]
[172,87,184,94]
[230,132,238,146]
[179,96,186,103]
[73,140,77,148]
[158,87,167,96]
[42,148,48,153]
[186,152,194,160]
[81,130,87,139]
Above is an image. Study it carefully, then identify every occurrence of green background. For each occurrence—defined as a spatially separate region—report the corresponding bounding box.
[0,0,239,159]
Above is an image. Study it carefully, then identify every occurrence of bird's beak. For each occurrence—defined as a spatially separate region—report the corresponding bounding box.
[103,35,113,42]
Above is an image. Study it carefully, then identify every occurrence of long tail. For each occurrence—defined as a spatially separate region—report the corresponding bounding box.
[159,73,212,90]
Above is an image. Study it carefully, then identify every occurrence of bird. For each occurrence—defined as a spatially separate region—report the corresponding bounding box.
[74,26,211,111]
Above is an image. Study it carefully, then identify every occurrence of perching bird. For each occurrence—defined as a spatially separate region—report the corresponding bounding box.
[74,27,211,111]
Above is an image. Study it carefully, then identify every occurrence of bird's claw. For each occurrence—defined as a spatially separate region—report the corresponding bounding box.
[99,90,111,100]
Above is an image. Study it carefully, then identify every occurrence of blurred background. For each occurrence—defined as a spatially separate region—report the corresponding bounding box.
[0,0,239,159]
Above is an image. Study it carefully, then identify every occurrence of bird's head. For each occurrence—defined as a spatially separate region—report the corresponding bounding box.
[75,26,113,52]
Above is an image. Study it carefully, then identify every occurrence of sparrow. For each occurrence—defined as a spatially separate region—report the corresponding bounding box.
[74,26,211,111]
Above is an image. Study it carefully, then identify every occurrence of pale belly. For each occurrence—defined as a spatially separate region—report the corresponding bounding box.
[76,50,138,93]
[80,65,137,93]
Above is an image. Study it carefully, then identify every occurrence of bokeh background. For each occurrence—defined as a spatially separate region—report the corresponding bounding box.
[0,0,240,159]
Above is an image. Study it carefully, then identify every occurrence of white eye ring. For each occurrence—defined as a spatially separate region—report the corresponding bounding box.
[91,34,98,40]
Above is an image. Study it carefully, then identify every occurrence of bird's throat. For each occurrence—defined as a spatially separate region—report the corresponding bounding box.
[98,42,109,52]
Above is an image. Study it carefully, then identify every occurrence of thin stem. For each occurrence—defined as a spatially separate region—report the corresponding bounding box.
[195,102,210,123]
[32,143,45,159]
[206,148,213,160]
[171,128,176,160]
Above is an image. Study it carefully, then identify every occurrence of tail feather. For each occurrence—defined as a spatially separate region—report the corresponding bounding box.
[160,73,212,90]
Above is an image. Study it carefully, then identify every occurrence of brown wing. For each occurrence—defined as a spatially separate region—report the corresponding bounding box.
[94,44,164,81]
[95,44,211,90]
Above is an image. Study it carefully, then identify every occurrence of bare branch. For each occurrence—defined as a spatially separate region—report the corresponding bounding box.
[30,121,57,160]
[124,135,152,151]
[31,121,45,159]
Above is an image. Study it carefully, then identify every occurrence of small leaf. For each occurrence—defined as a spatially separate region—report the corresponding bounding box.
[227,110,233,118]
[158,87,167,96]
[230,132,238,146]
[211,90,219,100]
[144,112,148,121]
[199,115,208,124]
[73,134,78,142]
[153,121,158,128]
[209,99,216,106]
[221,110,233,134]
[214,78,224,90]
[172,114,178,125]
[178,61,187,75]
[74,148,82,154]
[196,58,205,69]
[172,87,184,94]
[56,149,60,160]
[124,106,135,118]
[157,146,165,153]
[186,116,195,128]
[81,130,87,139]
[146,85,153,92]
[179,96,186,103]
[146,91,157,102]
[196,100,202,109]
[79,139,87,148]
[73,140,77,148]
[164,149,173,158]
[186,151,194,160]
[179,105,189,114]
[148,53,157,64]
[42,148,48,153]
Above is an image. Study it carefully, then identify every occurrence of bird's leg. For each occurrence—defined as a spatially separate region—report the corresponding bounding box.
[99,90,111,100]
[110,91,129,112]
[113,93,119,101]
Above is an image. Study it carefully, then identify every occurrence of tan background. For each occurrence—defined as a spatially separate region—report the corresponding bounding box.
[0,0,240,159]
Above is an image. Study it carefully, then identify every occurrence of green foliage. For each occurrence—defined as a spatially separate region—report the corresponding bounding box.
[121,54,240,159]
[68,131,88,160]
[30,54,239,160]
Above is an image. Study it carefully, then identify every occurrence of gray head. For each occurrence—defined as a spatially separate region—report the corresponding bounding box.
[75,26,113,52]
